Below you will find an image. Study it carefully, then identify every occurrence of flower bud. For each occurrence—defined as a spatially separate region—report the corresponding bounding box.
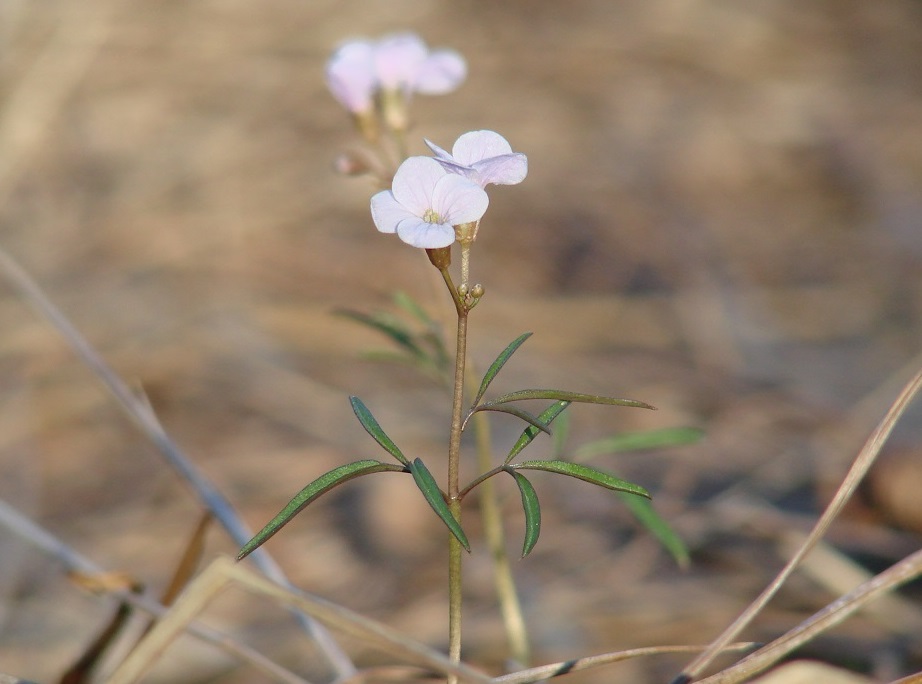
[333,150,375,177]
[470,284,484,299]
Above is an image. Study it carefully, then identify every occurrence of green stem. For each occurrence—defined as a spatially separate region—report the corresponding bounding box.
[471,409,532,666]
[447,296,469,680]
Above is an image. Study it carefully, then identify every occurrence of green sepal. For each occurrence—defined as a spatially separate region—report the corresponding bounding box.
[237,459,406,560]
[508,469,541,558]
[573,427,703,462]
[409,458,470,552]
[349,396,409,466]
[472,332,533,407]
[483,389,655,411]
[513,460,651,499]
[504,400,571,465]
[618,492,690,569]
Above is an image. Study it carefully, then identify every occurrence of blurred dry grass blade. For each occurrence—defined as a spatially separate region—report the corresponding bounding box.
[61,569,144,684]
[0,496,311,683]
[105,555,491,684]
[58,600,135,684]
[0,244,356,677]
[672,365,922,683]
[695,547,922,684]
[493,643,757,684]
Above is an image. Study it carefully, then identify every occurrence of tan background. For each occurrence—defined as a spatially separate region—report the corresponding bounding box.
[0,1,921,682]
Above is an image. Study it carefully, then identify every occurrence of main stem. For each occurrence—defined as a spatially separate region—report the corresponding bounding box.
[447,303,469,679]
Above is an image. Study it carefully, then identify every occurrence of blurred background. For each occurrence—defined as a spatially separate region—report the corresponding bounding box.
[0,1,921,682]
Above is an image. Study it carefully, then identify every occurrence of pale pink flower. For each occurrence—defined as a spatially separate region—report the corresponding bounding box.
[374,33,466,95]
[425,130,527,187]
[325,33,466,115]
[371,157,488,248]
[325,40,377,114]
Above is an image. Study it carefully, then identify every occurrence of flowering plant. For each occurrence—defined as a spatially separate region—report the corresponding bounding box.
[240,29,687,682]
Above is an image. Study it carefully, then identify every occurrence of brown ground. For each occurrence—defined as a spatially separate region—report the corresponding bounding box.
[1,1,921,682]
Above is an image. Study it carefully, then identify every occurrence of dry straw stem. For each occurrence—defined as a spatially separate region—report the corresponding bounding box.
[0,244,355,678]
[492,643,756,684]
[106,555,491,684]
[695,547,922,684]
[0,497,310,683]
[673,365,922,684]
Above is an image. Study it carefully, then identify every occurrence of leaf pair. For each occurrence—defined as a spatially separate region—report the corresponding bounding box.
[504,460,652,558]
[238,396,470,560]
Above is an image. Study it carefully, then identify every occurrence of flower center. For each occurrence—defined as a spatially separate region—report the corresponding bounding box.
[422,208,443,224]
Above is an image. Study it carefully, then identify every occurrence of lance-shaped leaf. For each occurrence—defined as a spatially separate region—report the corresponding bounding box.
[471,332,533,407]
[504,400,571,465]
[469,404,551,436]
[573,426,703,462]
[349,396,409,466]
[393,290,434,325]
[483,389,656,411]
[409,458,470,552]
[513,460,651,499]
[618,492,690,569]
[336,309,425,360]
[238,459,405,560]
[392,292,451,373]
[508,469,541,558]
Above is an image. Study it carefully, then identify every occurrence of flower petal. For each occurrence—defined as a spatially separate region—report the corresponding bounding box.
[452,130,514,166]
[370,191,411,234]
[424,138,454,161]
[374,33,427,90]
[391,156,448,215]
[431,174,489,225]
[395,217,456,248]
[415,50,466,94]
[325,40,376,113]
[471,153,528,186]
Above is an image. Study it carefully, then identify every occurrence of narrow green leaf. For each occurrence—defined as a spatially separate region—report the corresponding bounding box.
[472,332,533,407]
[513,460,651,499]
[484,389,655,411]
[409,458,470,552]
[618,492,690,569]
[551,408,571,460]
[349,396,409,466]
[336,309,425,359]
[392,291,433,325]
[508,470,541,558]
[573,427,703,462]
[237,460,405,560]
[504,400,571,465]
[473,405,552,436]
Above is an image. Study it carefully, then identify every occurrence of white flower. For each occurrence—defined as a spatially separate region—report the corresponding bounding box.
[425,130,527,187]
[371,157,489,248]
